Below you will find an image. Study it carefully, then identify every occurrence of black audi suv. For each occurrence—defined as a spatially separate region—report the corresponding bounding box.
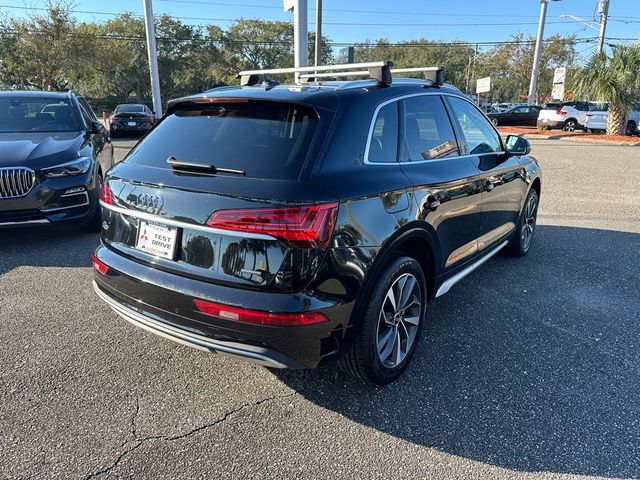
[0,91,113,230]
[93,62,541,384]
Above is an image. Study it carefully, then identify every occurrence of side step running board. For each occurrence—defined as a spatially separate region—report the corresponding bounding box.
[435,241,508,298]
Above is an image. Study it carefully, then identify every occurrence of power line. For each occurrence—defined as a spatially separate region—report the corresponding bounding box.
[157,0,637,20]
[2,4,638,27]
[2,27,632,48]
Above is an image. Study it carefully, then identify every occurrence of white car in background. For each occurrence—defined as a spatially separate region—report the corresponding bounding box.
[585,104,640,135]
[537,101,593,131]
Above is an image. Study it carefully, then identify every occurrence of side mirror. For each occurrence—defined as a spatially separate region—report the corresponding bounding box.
[505,135,531,156]
[89,120,104,134]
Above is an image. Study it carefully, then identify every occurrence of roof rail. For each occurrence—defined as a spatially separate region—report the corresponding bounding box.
[238,61,394,86]
[391,67,444,85]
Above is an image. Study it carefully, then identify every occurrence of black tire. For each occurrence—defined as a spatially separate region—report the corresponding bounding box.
[562,119,577,132]
[505,188,538,257]
[491,117,499,127]
[338,257,427,385]
[82,170,103,233]
[627,121,637,136]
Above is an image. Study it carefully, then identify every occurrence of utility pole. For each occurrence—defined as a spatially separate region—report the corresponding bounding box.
[293,0,308,82]
[528,0,558,105]
[142,0,162,119]
[597,0,610,54]
[314,0,322,67]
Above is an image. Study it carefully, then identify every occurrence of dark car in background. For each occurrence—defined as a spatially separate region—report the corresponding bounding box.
[488,105,542,127]
[0,91,113,230]
[92,62,541,384]
[109,104,155,137]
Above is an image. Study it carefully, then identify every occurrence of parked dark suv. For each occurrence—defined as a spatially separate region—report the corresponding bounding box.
[0,91,113,230]
[92,62,541,384]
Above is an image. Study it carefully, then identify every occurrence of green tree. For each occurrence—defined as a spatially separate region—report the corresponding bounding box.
[572,45,640,135]
[0,1,84,90]
[476,34,576,102]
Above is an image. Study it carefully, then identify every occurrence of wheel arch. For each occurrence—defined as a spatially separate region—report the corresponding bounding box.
[349,227,440,328]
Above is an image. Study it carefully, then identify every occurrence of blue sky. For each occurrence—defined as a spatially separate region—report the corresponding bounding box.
[2,0,639,56]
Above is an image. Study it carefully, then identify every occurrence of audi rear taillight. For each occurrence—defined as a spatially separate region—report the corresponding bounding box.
[194,298,327,327]
[99,182,112,205]
[91,256,109,275]
[206,203,338,248]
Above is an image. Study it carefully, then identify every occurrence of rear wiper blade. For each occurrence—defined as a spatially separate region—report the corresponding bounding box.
[166,156,245,176]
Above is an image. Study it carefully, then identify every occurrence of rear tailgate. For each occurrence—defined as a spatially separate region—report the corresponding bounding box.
[101,98,338,293]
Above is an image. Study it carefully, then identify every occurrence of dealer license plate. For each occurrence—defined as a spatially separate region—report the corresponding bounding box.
[135,221,178,259]
[127,121,137,126]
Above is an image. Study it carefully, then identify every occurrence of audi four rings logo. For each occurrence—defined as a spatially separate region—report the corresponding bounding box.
[134,194,163,213]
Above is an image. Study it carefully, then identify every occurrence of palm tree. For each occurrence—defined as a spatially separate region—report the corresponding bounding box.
[573,45,640,135]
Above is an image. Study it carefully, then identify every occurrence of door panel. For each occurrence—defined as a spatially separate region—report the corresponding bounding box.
[446,96,524,252]
[398,95,483,272]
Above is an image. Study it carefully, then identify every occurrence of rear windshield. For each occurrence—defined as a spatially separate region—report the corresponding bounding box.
[0,97,80,133]
[542,103,560,110]
[115,104,147,114]
[125,100,318,180]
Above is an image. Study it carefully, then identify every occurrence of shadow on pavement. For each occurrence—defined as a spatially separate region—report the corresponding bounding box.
[0,226,99,274]
[275,225,640,478]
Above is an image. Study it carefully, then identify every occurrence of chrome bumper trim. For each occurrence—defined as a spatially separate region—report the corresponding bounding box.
[0,218,50,226]
[93,281,287,368]
[41,192,90,212]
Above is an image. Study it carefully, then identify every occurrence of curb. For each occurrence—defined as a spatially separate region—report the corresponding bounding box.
[510,132,640,146]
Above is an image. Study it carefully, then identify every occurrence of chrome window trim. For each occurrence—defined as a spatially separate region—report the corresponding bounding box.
[363,92,505,166]
[100,200,277,240]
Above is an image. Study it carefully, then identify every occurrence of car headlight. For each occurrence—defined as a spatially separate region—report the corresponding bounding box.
[41,157,92,178]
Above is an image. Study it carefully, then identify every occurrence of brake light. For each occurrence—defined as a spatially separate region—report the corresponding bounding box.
[100,182,112,205]
[206,203,338,248]
[91,256,109,275]
[556,107,566,115]
[194,298,327,327]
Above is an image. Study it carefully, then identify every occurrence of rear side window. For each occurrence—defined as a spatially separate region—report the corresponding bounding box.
[125,100,318,180]
[367,102,399,163]
[401,95,459,161]
[447,96,502,155]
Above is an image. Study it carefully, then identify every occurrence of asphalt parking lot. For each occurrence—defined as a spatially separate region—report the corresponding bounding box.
[1,137,639,479]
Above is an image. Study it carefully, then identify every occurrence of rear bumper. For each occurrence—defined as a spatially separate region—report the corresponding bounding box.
[537,119,564,129]
[93,244,353,369]
[94,281,291,368]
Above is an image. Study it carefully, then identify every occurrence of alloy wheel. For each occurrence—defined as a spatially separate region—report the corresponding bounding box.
[376,273,422,368]
[521,192,537,251]
[563,120,576,132]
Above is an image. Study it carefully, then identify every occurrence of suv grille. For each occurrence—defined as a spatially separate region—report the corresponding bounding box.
[0,167,35,199]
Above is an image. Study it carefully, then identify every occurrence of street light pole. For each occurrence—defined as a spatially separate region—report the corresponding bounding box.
[142,0,162,119]
[314,0,322,67]
[293,0,308,82]
[597,0,610,54]
[527,0,551,105]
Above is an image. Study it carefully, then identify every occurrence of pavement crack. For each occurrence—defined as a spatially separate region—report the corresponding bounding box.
[83,391,295,478]
[164,391,296,442]
[82,441,143,480]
